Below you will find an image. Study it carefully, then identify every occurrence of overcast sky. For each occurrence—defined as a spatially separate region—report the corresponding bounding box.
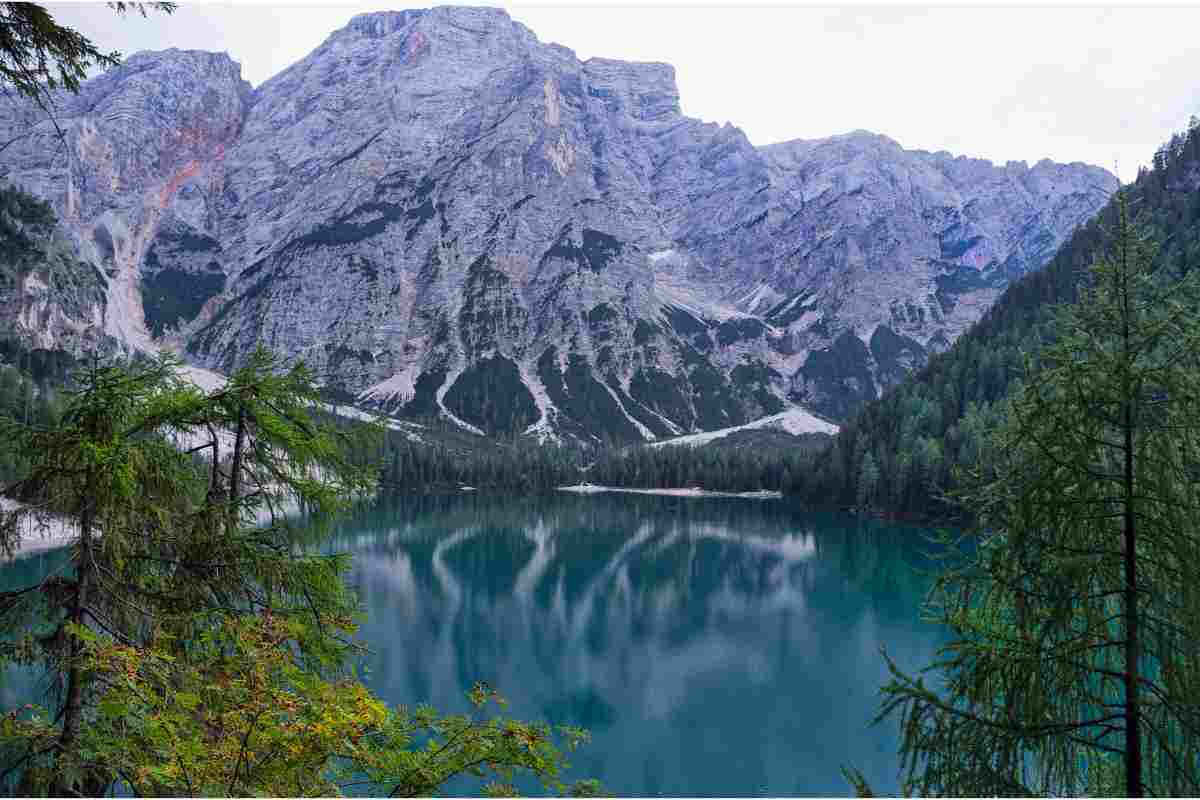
[43,2,1200,182]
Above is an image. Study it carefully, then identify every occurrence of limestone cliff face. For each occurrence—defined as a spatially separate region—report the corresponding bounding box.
[0,7,1117,440]
[758,132,1116,416]
[0,49,250,351]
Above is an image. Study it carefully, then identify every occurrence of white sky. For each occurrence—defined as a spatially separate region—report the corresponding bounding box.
[42,2,1200,182]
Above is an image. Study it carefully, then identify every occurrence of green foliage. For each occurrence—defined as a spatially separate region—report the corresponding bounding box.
[681,345,744,430]
[629,367,695,431]
[602,376,675,438]
[543,227,623,274]
[797,330,877,420]
[4,615,595,797]
[442,356,539,436]
[290,201,405,250]
[374,424,581,494]
[860,195,1200,797]
[730,362,786,416]
[587,439,824,493]
[868,325,927,390]
[715,317,768,347]
[586,303,619,344]
[459,255,527,358]
[631,319,659,345]
[0,184,105,395]
[365,405,830,494]
[795,120,1200,518]
[400,367,448,418]
[0,349,593,795]
[0,185,54,266]
[538,349,641,444]
[141,265,226,337]
[0,361,65,486]
[662,305,710,343]
[1,184,101,298]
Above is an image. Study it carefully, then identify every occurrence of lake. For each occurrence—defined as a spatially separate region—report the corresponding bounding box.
[0,493,948,796]
[334,493,946,796]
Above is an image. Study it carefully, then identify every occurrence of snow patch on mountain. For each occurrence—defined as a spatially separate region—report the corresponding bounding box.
[599,378,657,441]
[361,364,420,404]
[650,406,838,449]
[737,282,778,313]
[520,362,562,444]
[436,363,486,436]
[655,281,753,323]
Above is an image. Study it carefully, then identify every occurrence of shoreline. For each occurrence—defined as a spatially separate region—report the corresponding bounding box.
[556,484,782,499]
[0,498,81,561]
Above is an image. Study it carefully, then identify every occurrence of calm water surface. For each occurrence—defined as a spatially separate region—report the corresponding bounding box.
[336,494,946,796]
[0,493,949,796]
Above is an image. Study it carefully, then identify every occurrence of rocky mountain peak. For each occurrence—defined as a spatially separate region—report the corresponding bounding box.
[0,6,1118,441]
[833,129,902,148]
[583,58,681,122]
[340,8,427,38]
[120,47,246,76]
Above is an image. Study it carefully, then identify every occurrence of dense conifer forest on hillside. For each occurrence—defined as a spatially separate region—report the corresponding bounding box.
[360,421,826,494]
[788,118,1200,518]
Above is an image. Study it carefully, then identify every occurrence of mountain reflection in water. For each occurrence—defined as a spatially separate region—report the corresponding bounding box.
[328,494,947,796]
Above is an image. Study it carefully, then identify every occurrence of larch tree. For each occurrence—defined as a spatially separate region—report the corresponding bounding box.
[856,194,1200,796]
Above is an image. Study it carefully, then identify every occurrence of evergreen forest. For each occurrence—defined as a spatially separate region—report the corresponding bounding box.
[790,117,1200,517]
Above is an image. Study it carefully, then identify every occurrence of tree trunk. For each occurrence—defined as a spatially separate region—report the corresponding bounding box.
[228,402,247,534]
[53,468,95,795]
[1118,398,1137,796]
[1123,398,1141,797]
[1119,221,1142,797]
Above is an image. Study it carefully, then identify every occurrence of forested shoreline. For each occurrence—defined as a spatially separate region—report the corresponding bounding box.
[362,423,829,495]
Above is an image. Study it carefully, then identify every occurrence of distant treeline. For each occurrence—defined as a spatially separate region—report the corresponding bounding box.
[377,435,580,493]
[349,420,826,495]
[2,350,829,497]
[587,441,814,494]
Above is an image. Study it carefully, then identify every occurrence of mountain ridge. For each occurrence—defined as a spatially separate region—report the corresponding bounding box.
[787,118,1200,515]
[0,6,1117,443]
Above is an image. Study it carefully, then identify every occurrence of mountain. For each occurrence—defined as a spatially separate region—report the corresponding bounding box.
[0,186,106,370]
[0,6,1116,443]
[789,120,1200,516]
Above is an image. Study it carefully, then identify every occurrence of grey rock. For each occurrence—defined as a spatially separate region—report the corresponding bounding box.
[0,48,250,351]
[0,6,1117,440]
[0,188,107,356]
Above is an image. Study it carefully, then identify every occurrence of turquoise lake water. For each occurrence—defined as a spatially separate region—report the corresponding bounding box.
[0,493,950,796]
